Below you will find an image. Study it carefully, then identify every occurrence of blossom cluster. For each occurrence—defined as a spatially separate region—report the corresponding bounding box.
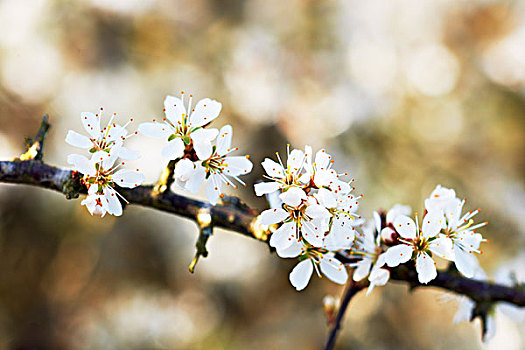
[66,93,254,216]
[256,163,488,292]
[66,110,145,216]
[138,92,253,205]
[256,146,361,291]
[348,185,487,293]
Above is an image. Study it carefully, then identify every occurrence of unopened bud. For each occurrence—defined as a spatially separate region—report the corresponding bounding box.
[381,227,397,244]
[323,295,339,326]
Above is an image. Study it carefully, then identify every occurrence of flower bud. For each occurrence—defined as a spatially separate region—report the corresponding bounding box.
[380,227,397,244]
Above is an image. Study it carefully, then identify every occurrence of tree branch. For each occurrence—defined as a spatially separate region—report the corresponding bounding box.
[1,118,525,348]
[324,279,367,350]
[2,158,524,308]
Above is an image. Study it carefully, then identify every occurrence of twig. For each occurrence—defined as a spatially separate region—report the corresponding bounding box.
[189,207,214,273]
[153,159,178,194]
[18,115,50,161]
[323,279,366,350]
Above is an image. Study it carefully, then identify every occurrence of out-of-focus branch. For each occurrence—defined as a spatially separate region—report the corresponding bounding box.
[323,279,367,350]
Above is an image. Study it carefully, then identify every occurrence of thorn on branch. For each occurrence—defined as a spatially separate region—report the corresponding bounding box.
[18,114,50,161]
[189,207,214,273]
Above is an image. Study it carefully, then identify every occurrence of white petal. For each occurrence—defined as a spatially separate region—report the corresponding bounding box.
[315,188,337,208]
[319,254,348,285]
[164,95,186,125]
[108,125,128,141]
[161,138,185,160]
[368,267,390,286]
[279,187,306,207]
[384,244,413,267]
[454,297,475,324]
[65,130,92,149]
[254,182,280,196]
[366,268,390,296]
[138,122,172,138]
[386,204,412,224]
[287,149,305,172]
[206,174,222,205]
[191,128,219,142]
[373,211,382,233]
[216,125,232,156]
[118,147,141,160]
[175,159,195,182]
[453,245,478,278]
[185,163,206,193]
[193,140,213,160]
[330,180,351,195]
[261,158,284,178]
[416,253,437,284]
[67,154,95,176]
[223,156,253,176]
[104,187,123,216]
[305,203,332,219]
[101,148,119,170]
[266,190,283,209]
[301,220,324,247]
[429,236,454,261]
[424,184,456,212]
[353,258,372,281]
[314,149,331,169]
[460,232,484,251]
[421,210,445,238]
[260,208,289,225]
[112,170,145,188]
[324,217,355,250]
[393,215,417,239]
[189,98,222,127]
[276,239,304,258]
[289,259,314,291]
[269,222,296,249]
[81,112,101,139]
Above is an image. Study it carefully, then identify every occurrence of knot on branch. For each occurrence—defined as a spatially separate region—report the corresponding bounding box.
[63,171,85,199]
[189,207,214,273]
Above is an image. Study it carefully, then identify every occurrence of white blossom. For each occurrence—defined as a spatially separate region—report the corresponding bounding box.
[68,145,144,217]
[65,110,140,160]
[383,212,453,284]
[424,185,487,278]
[138,92,221,160]
[289,252,348,291]
[183,125,253,205]
[254,145,306,197]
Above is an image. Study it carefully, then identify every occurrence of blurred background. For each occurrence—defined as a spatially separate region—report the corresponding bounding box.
[0,0,524,349]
